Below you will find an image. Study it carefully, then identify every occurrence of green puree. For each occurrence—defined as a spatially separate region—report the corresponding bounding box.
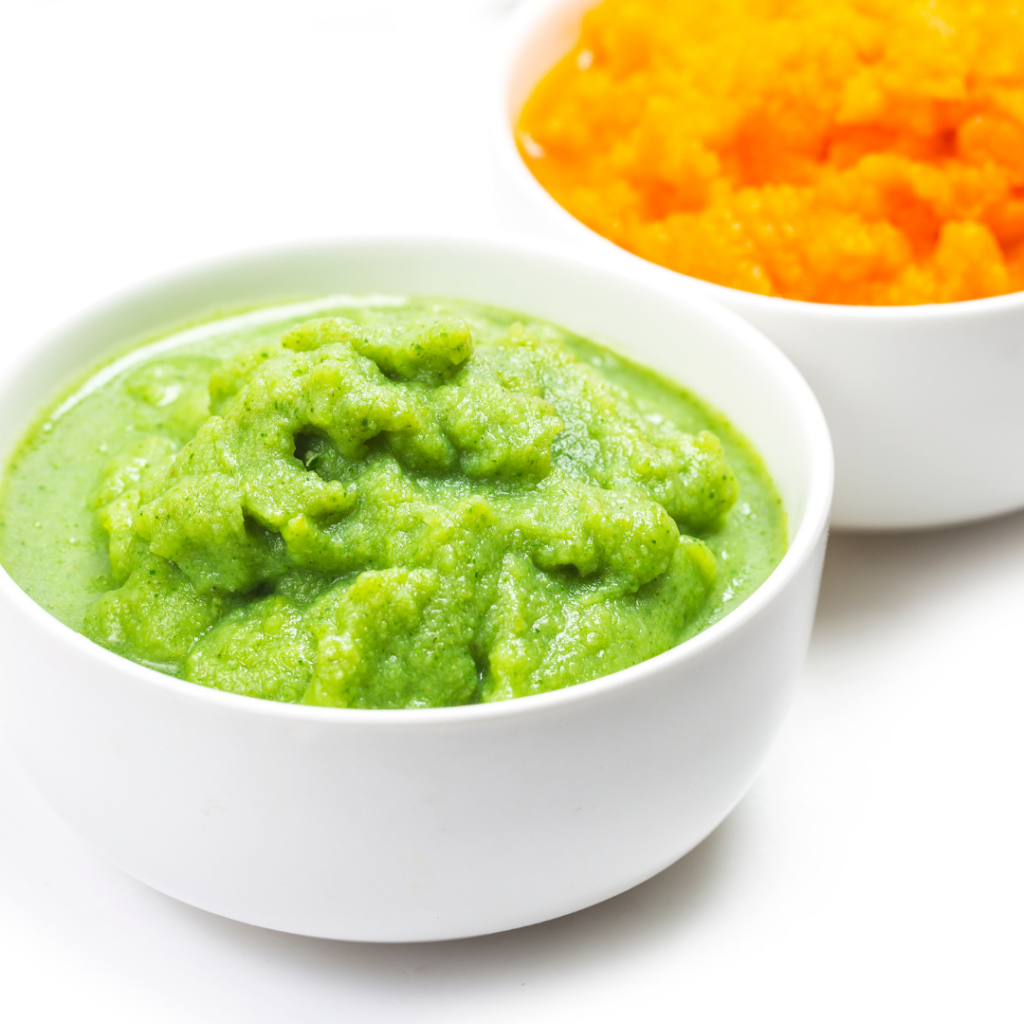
[0,298,786,709]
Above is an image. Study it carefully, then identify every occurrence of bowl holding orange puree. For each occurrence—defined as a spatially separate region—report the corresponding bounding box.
[497,0,1024,529]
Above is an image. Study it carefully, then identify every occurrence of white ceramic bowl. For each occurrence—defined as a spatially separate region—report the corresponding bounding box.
[494,0,1024,531]
[0,236,831,942]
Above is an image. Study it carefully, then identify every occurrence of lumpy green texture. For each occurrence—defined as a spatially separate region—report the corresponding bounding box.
[0,298,786,708]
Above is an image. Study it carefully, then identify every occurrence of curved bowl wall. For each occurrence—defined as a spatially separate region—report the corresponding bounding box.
[495,0,1024,530]
[0,236,832,941]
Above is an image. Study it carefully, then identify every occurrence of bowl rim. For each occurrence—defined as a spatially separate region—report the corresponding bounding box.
[0,232,833,727]
[496,0,1024,322]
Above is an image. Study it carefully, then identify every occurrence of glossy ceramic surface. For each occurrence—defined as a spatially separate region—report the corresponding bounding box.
[0,236,831,940]
[494,0,1024,530]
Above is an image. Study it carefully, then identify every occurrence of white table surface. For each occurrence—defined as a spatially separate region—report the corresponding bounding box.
[1,3,1021,1021]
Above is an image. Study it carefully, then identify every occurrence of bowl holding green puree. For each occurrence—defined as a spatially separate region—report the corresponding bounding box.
[0,236,831,940]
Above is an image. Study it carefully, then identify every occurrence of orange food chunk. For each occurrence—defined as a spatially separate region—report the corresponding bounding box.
[518,0,1024,305]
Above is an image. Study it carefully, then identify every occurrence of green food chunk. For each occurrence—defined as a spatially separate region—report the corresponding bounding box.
[0,298,787,708]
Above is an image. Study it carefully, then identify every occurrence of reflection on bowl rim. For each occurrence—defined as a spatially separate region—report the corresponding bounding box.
[496,0,1024,322]
[0,233,833,726]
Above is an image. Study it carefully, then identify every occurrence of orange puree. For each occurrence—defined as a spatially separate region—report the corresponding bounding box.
[517,0,1024,304]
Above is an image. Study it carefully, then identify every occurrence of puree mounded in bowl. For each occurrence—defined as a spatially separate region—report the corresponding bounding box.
[517,0,1024,306]
[0,297,785,709]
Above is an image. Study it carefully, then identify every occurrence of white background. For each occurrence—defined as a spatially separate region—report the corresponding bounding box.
[1,2,1021,1020]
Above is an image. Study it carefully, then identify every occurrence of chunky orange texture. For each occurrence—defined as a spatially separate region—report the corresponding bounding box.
[518,0,1024,304]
